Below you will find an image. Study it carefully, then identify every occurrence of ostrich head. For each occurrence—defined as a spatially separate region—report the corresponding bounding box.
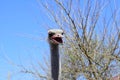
[48,29,64,45]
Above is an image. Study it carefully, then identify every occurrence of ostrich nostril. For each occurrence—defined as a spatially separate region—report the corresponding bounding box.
[57,35,60,37]
[57,34,63,37]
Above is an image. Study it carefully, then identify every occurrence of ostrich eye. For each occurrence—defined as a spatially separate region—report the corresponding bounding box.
[49,32,55,37]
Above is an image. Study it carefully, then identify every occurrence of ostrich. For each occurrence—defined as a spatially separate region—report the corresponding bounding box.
[48,29,64,80]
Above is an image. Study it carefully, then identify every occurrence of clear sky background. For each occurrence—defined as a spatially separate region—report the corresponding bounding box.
[0,0,51,80]
[0,0,120,80]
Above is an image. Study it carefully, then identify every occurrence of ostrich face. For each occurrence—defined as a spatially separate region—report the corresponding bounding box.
[48,29,64,44]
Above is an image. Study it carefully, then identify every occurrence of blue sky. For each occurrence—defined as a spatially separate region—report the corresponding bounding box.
[0,0,51,80]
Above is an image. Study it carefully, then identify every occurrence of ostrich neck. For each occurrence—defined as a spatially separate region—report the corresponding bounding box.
[50,43,59,55]
[50,43,59,80]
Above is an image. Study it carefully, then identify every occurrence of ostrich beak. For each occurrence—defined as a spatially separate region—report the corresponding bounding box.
[51,36,63,44]
[49,33,63,44]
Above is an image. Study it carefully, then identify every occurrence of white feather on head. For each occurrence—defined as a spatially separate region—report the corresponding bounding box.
[48,29,63,34]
